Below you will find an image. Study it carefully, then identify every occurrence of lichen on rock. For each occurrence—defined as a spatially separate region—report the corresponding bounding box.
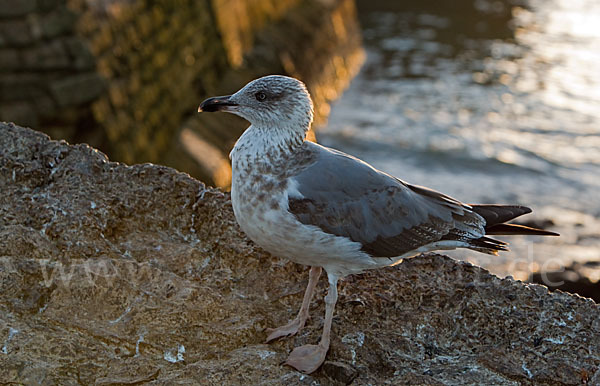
[1,122,599,385]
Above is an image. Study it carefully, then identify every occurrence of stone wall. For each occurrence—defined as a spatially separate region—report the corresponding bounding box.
[0,0,104,133]
[67,0,228,166]
[0,0,364,186]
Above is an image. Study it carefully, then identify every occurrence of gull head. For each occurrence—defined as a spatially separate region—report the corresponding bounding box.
[198,75,314,131]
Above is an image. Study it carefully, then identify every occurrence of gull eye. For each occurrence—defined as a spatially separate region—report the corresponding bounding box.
[255,91,267,101]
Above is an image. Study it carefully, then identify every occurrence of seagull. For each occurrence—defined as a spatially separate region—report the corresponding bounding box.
[198,75,558,373]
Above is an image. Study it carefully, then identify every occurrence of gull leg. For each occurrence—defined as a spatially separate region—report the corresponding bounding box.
[266,266,322,342]
[285,272,339,373]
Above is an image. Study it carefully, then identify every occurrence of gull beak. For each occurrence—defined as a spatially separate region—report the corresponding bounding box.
[198,95,238,112]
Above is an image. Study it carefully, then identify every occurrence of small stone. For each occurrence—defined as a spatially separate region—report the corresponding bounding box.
[0,0,35,17]
[37,7,76,38]
[0,20,33,46]
[21,40,69,69]
[0,73,45,101]
[0,48,18,70]
[50,72,105,106]
[63,37,95,70]
[37,0,61,12]
[322,361,358,384]
[27,13,43,39]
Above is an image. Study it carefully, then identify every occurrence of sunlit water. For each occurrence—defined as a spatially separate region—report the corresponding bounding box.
[321,0,600,280]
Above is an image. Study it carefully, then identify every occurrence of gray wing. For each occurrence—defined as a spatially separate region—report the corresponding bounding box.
[287,142,485,257]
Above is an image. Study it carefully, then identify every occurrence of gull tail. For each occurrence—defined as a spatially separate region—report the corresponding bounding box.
[471,204,559,236]
[465,205,559,255]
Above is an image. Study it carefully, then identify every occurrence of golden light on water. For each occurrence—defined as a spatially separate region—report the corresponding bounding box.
[513,2,600,117]
[320,0,600,280]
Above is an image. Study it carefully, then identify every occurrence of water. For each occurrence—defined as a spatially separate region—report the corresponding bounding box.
[321,0,600,280]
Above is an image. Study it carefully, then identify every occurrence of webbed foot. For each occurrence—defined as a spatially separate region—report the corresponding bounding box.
[265,318,306,342]
[284,343,328,373]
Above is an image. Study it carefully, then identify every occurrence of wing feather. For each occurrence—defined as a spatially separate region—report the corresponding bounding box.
[287,142,484,257]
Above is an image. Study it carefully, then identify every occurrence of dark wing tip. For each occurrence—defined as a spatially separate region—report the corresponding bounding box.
[485,223,559,236]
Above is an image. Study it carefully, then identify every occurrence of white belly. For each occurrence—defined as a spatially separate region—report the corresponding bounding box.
[230,169,381,277]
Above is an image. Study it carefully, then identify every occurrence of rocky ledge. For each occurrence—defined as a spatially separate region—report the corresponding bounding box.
[1,122,599,385]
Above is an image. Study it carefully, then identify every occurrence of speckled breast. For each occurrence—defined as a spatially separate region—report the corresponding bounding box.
[230,166,306,261]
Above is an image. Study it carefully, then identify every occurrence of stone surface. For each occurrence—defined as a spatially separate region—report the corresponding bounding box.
[50,72,106,106]
[21,39,70,69]
[36,0,62,12]
[35,6,76,38]
[0,20,33,46]
[322,361,359,384]
[63,36,95,69]
[1,123,599,385]
[211,0,300,68]
[0,73,46,101]
[0,0,36,17]
[0,48,18,70]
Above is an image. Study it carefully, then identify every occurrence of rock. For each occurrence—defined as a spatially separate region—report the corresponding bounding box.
[50,72,106,106]
[31,6,76,38]
[0,73,46,101]
[21,40,70,70]
[531,261,600,303]
[63,37,95,70]
[1,122,599,385]
[0,20,33,46]
[322,361,358,384]
[36,0,61,13]
[0,48,18,70]
[0,0,35,17]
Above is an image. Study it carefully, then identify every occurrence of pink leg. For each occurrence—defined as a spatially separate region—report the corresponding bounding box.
[285,272,339,373]
[266,266,322,342]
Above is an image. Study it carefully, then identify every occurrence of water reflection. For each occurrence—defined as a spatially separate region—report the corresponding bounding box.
[322,0,600,280]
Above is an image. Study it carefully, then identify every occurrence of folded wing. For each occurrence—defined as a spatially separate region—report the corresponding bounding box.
[288,142,488,257]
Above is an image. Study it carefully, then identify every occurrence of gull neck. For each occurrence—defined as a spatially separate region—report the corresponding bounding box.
[231,124,307,161]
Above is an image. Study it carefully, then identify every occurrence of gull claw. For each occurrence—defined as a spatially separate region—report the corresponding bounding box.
[285,344,328,373]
